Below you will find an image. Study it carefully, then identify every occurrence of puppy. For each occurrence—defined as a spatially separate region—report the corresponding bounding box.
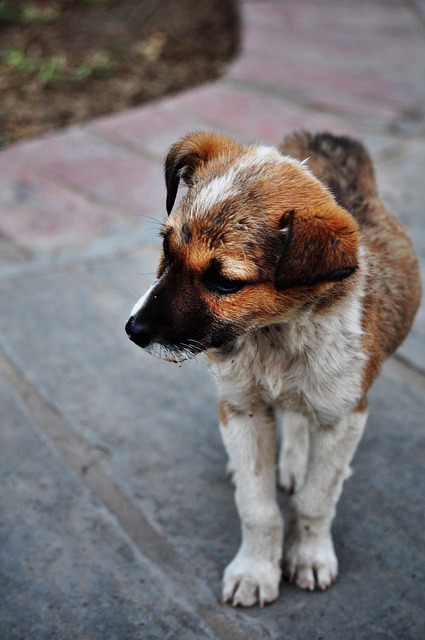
[126,131,420,607]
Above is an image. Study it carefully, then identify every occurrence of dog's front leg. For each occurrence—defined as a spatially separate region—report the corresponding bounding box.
[284,409,368,591]
[220,401,283,607]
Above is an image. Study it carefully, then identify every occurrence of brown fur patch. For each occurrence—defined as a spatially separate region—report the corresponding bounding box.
[275,204,359,289]
[356,396,369,413]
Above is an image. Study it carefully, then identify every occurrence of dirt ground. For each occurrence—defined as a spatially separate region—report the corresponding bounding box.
[0,0,240,147]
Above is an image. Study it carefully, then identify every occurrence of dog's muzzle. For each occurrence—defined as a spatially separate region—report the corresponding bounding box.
[125,314,202,363]
[125,278,233,359]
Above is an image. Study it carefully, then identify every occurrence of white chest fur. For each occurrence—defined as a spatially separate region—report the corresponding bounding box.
[213,292,366,426]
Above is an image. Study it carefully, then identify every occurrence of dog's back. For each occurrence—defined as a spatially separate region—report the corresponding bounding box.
[281,131,421,376]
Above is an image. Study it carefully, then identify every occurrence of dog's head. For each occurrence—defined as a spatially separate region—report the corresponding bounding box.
[126,132,359,362]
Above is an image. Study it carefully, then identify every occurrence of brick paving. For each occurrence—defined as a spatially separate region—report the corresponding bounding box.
[0,1,424,638]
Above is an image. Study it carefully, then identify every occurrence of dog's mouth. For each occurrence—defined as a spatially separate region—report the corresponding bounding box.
[144,340,202,364]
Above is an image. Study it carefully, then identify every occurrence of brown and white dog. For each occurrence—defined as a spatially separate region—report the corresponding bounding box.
[125,131,421,607]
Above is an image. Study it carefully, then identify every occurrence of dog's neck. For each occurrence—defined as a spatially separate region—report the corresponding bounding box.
[211,277,364,362]
[207,281,366,426]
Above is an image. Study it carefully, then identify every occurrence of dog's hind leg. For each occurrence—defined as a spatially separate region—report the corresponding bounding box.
[220,401,283,607]
[283,409,367,591]
[278,410,310,494]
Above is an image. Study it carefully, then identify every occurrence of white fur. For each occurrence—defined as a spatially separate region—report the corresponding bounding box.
[131,283,156,317]
[249,145,285,164]
[194,171,241,213]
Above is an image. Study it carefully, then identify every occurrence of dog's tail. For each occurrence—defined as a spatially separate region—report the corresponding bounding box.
[280,131,377,212]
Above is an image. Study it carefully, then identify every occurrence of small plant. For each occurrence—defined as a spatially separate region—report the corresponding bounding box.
[39,54,66,85]
[0,2,59,25]
[4,48,66,85]
[133,33,166,62]
[5,48,38,75]
[21,3,59,24]
[73,51,115,81]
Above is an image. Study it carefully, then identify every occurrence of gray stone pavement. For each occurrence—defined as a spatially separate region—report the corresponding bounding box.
[1,1,425,638]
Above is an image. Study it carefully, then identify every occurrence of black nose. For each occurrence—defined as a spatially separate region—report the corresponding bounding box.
[125,316,153,348]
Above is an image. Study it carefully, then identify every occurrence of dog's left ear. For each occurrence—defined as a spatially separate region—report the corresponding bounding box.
[164,131,241,214]
[275,205,359,290]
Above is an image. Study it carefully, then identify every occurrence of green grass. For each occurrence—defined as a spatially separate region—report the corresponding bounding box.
[0,2,59,25]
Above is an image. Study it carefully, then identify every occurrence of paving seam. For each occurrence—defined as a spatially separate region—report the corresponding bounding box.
[0,344,267,640]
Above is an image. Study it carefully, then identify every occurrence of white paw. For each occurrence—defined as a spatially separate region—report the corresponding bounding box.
[222,552,281,607]
[284,532,338,591]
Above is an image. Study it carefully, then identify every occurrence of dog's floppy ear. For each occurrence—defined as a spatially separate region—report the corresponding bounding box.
[164,131,241,214]
[275,205,359,290]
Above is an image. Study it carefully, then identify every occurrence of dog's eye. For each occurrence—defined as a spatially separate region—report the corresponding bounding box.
[208,275,245,295]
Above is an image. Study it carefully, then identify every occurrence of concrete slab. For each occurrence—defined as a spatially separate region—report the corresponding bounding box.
[0,374,219,640]
[0,156,120,251]
[1,129,165,219]
[232,0,425,127]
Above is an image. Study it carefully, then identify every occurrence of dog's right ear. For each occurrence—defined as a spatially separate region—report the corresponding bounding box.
[164,131,241,214]
[275,205,359,290]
